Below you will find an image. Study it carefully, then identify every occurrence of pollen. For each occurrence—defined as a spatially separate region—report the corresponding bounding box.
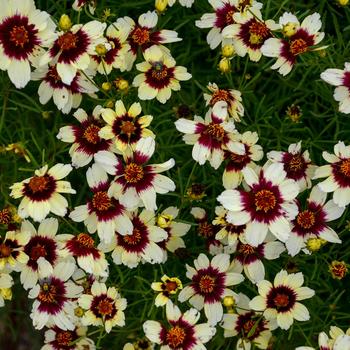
[0,243,12,258]
[339,159,350,177]
[199,275,216,294]
[57,32,78,51]
[28,176,49,193]
[248,21,270,45]
[10,25,29,47]
[287,154,304,172]
[198,222,214,237]
[120,121,136,135]
[123,228,142,245]
[83,124,100,144]
[225,10,235,25]
[210,89,231,106]
[76,233,95,249]
[296,210,315,229]
[92,191,112,211]
[30,244,47,260]
[124,163,144,183]
[151,63,169,80]
[238,243,256,255]
[97,299,114,316]
[166,326,186,348]
[273,293,289,308]
[254,189,277,212]
[56,331,73,346]
[289,38,308,56]
[131,27,150,45]
[207,122,225,139]
[38,283,57,304]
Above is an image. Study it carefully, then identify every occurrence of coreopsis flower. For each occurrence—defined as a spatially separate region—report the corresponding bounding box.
[218,163,299,246]
[321,63,350,114]
[32,64,98,114]
[249,270,315,330]
[94,137,175,211]
[40,20,106,85]
[133,45,191,103]
[313,141,350,207]
[285,186,344,256]
[221,293,274,349]
[29,260,83,330]
[267,141,315,192]
[178,253,244,324]
[0,272,13,307]
[203,82,244,121]
[186,183,206,201]
[58,233,108,277]
[78,281,127,333]
[72,0,97,14]
[57,107,113,168]
[151,275,183,306]
[19,219,60,290]
[261,12,325,76]
[98,100,154,153]
[175,101,244,169]
[0,229,30,271]
[195,0,262,50]
[143,302,216,349]
[91,22,132,74]
[41,325,96,350]
[0,0,57,88]
[222,7,278,62]
[286,104,302,123]
[329,261,348,280]
[222,131,263,189]
[229,238,286,283]
[10,164,75,222]
[69,164,133,243]
[101,209,167,268]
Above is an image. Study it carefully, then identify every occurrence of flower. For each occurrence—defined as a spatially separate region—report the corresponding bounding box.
[72,0,96,14]
[78,281,127,333]
[98,100,154,153]
[267,141,315,192]
[313,141,350,206]
[0,0,56,88]
[133,45,191,103]
[218,163,299,246]
[29,260,83,330]
[69,164,133,243]
[10,164,75,222]
[203,82,244,121]
[40,20,106,84]
[321,63,350,114]
[285,186,343,256]
[329,261,348,280]
[57,107,113,168]
[261,12,325,76]
[143,302,216,349]
[94,137,175,211]
[249,270,315,330]
[151,275,183,306]
[178,253,244,324]
[0,272,13,307]
[175,101,243,169]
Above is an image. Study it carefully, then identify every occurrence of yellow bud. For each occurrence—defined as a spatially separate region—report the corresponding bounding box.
[115,78,129,91]
[222,44,235,57]
[59,14,72,31]
[218,57,231,73]
[155,0,168,12]
[282,22,298,37]
[74,306,85,317]
[337,0,349,5]
[306,238,323,252]
[102,82,112,91]
[95,43,108,56]
[157,214,173,228]
[223,296,235,307]
[0,288,12,301]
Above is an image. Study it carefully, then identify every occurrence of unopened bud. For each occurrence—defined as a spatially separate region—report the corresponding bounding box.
[59,14,72,31]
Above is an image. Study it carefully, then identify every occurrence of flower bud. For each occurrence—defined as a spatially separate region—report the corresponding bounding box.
[59,14,72,31]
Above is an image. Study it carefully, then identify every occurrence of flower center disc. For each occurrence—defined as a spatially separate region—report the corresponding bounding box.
[131,27,150,45]
[92,191,112,211]
[28,176,49,193]
[243,319,256,335]
[97,299,114,316]
[296,210,315,229]
[57,32,77,51]
[166,326,186,348]
[83,124,100,144]
[340,159,350,177]
[124,163,144,183]
[151,63,168,80]
[10,25,29,47]
[287,154,304,171]
[165,281,179,292]
[207,122,225,139]
[30,244,47,260]
[254,189,277,212]
[0,243,12,258]
[225,10,235,25]
[273,293,289,308]
[210,89,230,106]
[249,21,269,44]
[238,243,256,255]
[76,233,95,248]
[123,228,142,245]
[290,38,308,55]
[56,331,73,346]
[38,283,57,303]
[199,275,216,293]
[120,120,136,135]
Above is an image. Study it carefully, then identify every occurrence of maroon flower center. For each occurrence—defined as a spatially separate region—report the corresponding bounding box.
[38,283,58,304]
[0,243,12,258]
[28,176,49,193]
[289,38,308,55]
[207,122,225,140]
[0,208,12,225]
[57,32,78,51]
[273,293,289,308]
[199,275,216,293]
[164,281,179,292]
[296,210,315,229]
[166,326,186,348]
[76,233,95,249]
[92,191,112,211]
[286,154,304,172]
[225,10,235,25]
[198,222,215,237]
[123,228,142,245]
[210,89,231,106]
[254,189,277,212]
[83,124,100,144]
[230,152,250,164]
[340,159,350,177]
[124,163,144,183]
[10,25,29,47]
[120,121,136,135]
[151,63,169,80]
[97,299,114,316]
[132,27,150,45]
[56,331,73,346]
[30,244,47,260]
[243,319,256,334]
[248,21,270,44]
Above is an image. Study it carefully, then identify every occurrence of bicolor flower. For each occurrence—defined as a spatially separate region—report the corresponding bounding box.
[10,164,75,222]
[57,107,113,168]
[321,63,350,114]
[72,0,96,14]
[143,302,216,350]
[178,253,244,325]
[78,281,127,333]
[313,141,350,207]
[69,164,133,243]
[0,0,57,88]
[133,45,191,104]
[249,270,315,330]
[218,163,299,246]
[151,275,183,307]
[94,137,175,211]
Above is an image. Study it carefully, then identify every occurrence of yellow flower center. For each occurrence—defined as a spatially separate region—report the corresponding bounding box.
[92,191,112,211]
[238,243,256,255]
[83,124,100,144]
[124,163,144,183]
[28,176,49,193]
[199,275,215,294]
[38,283,57,303]
[289,38,308,55]
[97,299,114,316]
[254,189,277,212]
[248,21,269,44]
[132,27,150,45]
[123,228,142,245]
[76,233,95,248]
[121,120,136,135]
[210,89,230,106]
[296,210,315,229]
[207,122,225,139]
[56,331,73,346]
[340,159,350,177]
[166,326,186,348]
